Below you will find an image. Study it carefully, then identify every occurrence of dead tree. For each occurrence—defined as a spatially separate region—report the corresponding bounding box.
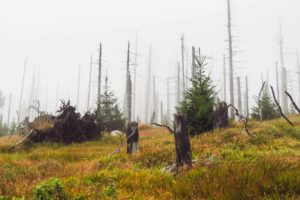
[98,43,102,110]
[181,34,185,93]
[213,101,228,129]
[174,113,192,168]
[228,104,253,138]
[227,0,234,119]
[177,62,181,104]
[18,58,28,122]
[87,56,93,111]
[126,121,139,154]
[270,86,294,126]
[285,91,300,114]
[125,42,132,121]
[145,46,152,123]
[237,77,242,112]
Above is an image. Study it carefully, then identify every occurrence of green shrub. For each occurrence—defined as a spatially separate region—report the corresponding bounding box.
[34,178,68,200]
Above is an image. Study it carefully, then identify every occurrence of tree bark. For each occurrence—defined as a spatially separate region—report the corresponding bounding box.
[174,113,192,168]
[213,101,228,129]
[126,121,139,154]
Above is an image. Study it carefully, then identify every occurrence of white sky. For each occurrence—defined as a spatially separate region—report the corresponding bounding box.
[0,0,299,123]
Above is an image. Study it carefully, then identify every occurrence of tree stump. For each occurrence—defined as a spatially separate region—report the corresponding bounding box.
[174,113,192,168]
[213,101,228,129]
[126,121,139,154]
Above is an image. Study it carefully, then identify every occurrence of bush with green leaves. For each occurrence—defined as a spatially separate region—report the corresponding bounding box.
[34,178,68,200]
[177,50,215,135]
[251,88,280,120]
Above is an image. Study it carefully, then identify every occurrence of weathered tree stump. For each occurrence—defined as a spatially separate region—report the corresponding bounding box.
[174,113,192,168]
[213,101,228,129]
[126,121,139,154]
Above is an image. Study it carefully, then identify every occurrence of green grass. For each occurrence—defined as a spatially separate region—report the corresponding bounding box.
[0,117,300,199]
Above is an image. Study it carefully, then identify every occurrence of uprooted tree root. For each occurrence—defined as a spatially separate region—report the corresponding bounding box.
[11,100,100,150]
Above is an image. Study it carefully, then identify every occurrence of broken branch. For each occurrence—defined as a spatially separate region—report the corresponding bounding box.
[151,123,174,134]
[270,86,294,127]
[285,91,300,114]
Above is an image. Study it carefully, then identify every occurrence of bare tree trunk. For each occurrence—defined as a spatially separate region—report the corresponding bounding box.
[133,32,138,121]
[7,94,12,129]
[18,58,28,122]
[227,0,234,119]
[281,67,288,115]
[76,65,81,110]
[126,122,139,154]
[177,62,181,104]
[98,43,102,110]
[145,46,152,123]
[213,101,228,129]
[223,54,227,102]
[237,77,242,113]
[192,46,196,81]
[174,113,192,168]
[181,34,185,94]
[167,78,171,125]
[276,62,280,104]
[87,56,93,111]
[125,42,132,121]
[245,76,249,118]
[297,50,300,106]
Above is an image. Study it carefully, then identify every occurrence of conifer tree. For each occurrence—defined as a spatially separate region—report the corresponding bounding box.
[177,50,215,135]
[251,89,280,120]
[97,75,125,132]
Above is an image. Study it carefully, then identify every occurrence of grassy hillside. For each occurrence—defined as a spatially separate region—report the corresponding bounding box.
[0,117,300,199]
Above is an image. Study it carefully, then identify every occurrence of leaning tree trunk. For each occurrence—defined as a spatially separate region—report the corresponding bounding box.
[126,121,139,154]
[213,101,228,129]
[174,113,192,168]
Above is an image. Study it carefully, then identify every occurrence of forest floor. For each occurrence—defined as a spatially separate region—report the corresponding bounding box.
[0,117,300,200]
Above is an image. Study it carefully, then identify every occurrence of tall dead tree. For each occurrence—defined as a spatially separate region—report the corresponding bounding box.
[152,75,157,122]
[174,113,192,169]
[145,46,152,123]
[297,50,300,106]
[227,0,234,119]
[125,42,132,121]
[279,23,288,115]
[98,43,102,110]
[133,32,138,121]
[237,77,242,113]
[7,94,12,128]
[181,34,185,94]
[160,101,164,124]
[245,76,249,118]
[76,65,81,110]
[167,78,171,124]
[87,56,93,111]
[177,62,181,104]
[223,54,227,102]
[276,62,280,104]
[192,46,196,81]
[18,58,28,122]
[281,67,288,114]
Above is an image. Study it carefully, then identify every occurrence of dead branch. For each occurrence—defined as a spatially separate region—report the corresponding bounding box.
[10,129,36,151]
[285,91,300,114]
[151,123,174,134]
[228,104,253,138]
[270,86,294,127]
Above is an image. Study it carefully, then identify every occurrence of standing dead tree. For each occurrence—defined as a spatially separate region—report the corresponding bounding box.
[270,86,294,126]
[174,113,192,169]
[285,91,300,114]
[126,121,139,154]
[258,82,266,121]
[213,101,228,129]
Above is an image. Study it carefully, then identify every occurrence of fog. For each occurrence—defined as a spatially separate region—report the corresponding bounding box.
[0,0,299,123]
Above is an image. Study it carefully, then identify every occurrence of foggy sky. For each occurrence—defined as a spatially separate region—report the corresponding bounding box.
[0,0,300,123]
